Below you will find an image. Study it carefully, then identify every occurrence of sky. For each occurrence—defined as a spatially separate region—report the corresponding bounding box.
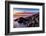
[13,8,39,18]
[14,8,39,13]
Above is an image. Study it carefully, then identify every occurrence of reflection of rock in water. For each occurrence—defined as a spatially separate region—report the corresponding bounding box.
[13,21,28,28]
[13,13,39,28]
